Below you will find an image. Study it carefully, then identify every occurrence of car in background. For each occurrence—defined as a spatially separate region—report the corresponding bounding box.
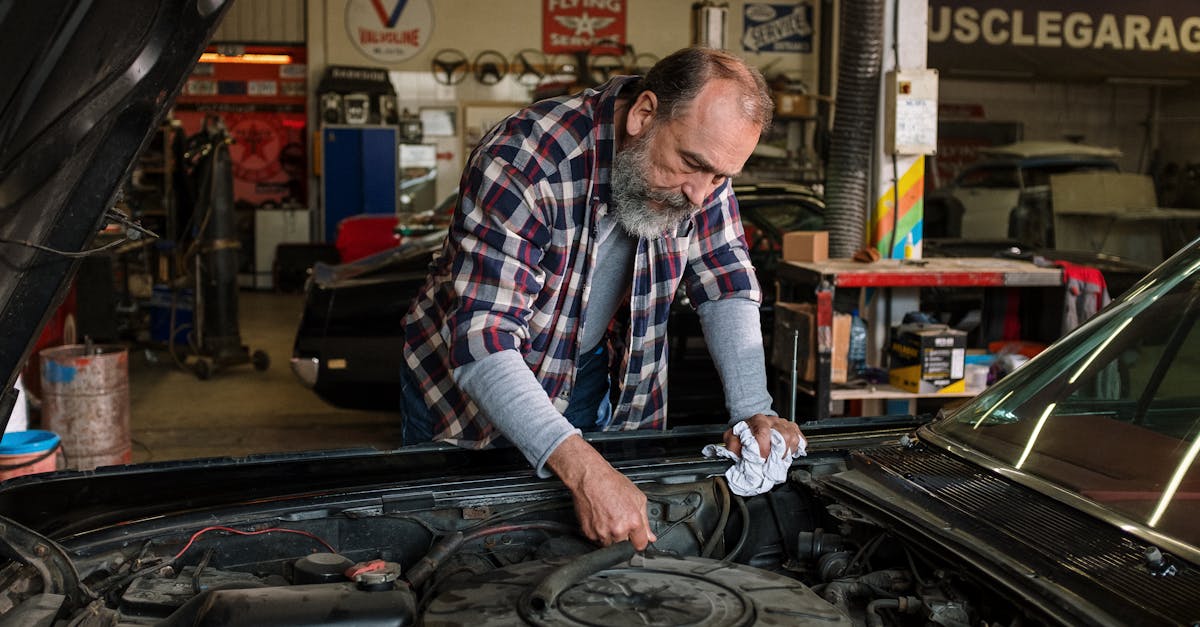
[290,231,444,410]
[926,141,1122,247]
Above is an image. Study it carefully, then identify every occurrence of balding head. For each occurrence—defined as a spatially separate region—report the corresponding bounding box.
[635,47,773,134]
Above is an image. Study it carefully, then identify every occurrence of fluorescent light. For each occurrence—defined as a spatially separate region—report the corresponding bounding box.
[973,390,1013,429]
[1148,429,1200,528]
[198,53,293,64]
[1015,402,1056,470]
[1068,317,1133,384]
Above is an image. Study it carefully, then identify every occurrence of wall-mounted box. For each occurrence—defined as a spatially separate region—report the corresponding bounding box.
[885,69,939,155]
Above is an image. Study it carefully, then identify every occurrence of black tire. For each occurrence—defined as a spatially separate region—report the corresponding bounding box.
[193,358,212,380]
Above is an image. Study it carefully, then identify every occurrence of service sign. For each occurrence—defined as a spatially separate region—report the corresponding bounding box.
[742,3,814,53]
[543,0,626,54]
[345,0,434,64]
[929,0,1200,81]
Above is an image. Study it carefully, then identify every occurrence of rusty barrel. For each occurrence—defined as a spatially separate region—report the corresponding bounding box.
[39,345,131,470]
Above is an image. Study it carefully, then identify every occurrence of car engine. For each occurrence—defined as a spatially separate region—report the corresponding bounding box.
[0,455,1035,626]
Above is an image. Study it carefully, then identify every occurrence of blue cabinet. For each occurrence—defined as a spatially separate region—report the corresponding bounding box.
[320,125,398,242]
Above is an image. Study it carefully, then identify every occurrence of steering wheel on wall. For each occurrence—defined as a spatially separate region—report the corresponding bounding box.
[512,48,548,86]
[430,49,469,85]
[472,50,509,85]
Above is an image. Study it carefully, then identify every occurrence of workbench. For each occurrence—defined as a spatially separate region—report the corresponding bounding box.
[775,257,1064,420]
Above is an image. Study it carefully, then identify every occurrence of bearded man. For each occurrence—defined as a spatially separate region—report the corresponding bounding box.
[399,47,803,550]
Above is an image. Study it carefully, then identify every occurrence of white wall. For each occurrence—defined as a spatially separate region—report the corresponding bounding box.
[306,0,820,202]
[307,0,817,77]
[214,0,307,44]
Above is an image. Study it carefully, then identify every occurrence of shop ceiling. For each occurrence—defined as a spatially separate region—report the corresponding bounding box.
[929,0,1200,83]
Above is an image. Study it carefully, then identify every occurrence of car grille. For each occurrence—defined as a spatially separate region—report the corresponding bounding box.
[847,446,1200,625]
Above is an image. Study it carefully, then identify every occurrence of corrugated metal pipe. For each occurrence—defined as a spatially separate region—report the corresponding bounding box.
[824,0,885,258]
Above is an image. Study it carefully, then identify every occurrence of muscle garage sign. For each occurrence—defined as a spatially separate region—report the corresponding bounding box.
[928,1,1200,81]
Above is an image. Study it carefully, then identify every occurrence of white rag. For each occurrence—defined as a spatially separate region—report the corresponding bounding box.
[701,420,807,497]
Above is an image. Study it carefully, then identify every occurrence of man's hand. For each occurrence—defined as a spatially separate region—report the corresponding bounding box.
[723,413,804,459]
[547,435,657,550]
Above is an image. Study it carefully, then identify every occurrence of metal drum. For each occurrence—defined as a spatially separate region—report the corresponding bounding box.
[39,345,131,470]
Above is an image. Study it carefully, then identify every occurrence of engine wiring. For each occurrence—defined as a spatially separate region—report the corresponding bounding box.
[0,235,130,259]
[700,477,732,558]
[384,498,574,536]
[847,532,888,575]
[406,520,583,592]
[392,477,751,571]
[172,525,337,561]
[0,209,159,260]
[723,493,751,563]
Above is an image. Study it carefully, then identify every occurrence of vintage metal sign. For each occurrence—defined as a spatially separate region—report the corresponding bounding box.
[345,0,434,63]
[929,1,1200,80]
[543,0,626,54]
[742,3,814,53]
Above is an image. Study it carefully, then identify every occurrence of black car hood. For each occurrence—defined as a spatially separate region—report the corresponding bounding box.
[0,419,923,538]
[0,1,228,421]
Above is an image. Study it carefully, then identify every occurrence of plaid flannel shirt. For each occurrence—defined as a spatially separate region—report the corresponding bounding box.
[401,76,762,449]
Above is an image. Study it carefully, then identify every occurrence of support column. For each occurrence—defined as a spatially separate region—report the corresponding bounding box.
[870,0,934,260]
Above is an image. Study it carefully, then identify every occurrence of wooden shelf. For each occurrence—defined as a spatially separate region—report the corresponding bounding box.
[777,256,1061,420]
[778,257,1063,288]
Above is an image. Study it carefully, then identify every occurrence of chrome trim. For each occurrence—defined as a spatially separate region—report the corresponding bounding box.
[289,356,319,388]
[920,425,1200,566]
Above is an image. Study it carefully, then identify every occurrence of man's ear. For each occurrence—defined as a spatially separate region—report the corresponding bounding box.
[625,90,658,137]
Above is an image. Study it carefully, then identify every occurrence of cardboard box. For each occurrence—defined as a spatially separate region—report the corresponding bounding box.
[782,231,829,263]
[773,92,816,118]
[772,302,850,383]
[888,323,967,394]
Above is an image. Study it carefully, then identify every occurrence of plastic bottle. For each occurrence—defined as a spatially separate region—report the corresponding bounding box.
[848,309,867,377]
[903,232,914,259]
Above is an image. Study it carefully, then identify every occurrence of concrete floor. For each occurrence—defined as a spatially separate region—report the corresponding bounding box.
[128,290,402,463]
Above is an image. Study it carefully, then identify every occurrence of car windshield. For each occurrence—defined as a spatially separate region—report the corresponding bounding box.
[932,239,1200,549]
[1021,160,1118,187]
[956,165,1019,189]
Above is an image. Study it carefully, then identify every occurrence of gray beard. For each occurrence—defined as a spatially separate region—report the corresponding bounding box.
[610,134,700,239]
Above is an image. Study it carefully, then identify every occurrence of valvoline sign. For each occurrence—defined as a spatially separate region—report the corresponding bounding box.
[543,0,626,54]
[345,0,434,63]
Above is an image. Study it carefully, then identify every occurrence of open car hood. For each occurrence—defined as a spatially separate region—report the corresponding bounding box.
[0,1,228,420]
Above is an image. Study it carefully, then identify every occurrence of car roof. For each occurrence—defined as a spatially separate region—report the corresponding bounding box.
[979,141,1122,160]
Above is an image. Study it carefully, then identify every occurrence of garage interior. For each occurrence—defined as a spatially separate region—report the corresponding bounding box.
[10,0,1200,469]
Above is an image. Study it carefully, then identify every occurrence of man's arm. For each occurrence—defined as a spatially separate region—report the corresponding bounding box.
[682,187,803,458]
[696,298,774,421]
[697,297,803,459]
[547,436,657,549]
[453,350,575,476]
[454,350,657,550]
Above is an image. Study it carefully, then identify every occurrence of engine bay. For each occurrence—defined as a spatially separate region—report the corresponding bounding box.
[0,449,1042,627]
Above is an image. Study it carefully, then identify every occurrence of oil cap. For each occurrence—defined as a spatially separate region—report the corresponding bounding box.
[345,559,402,591]
[293,552,354,585]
